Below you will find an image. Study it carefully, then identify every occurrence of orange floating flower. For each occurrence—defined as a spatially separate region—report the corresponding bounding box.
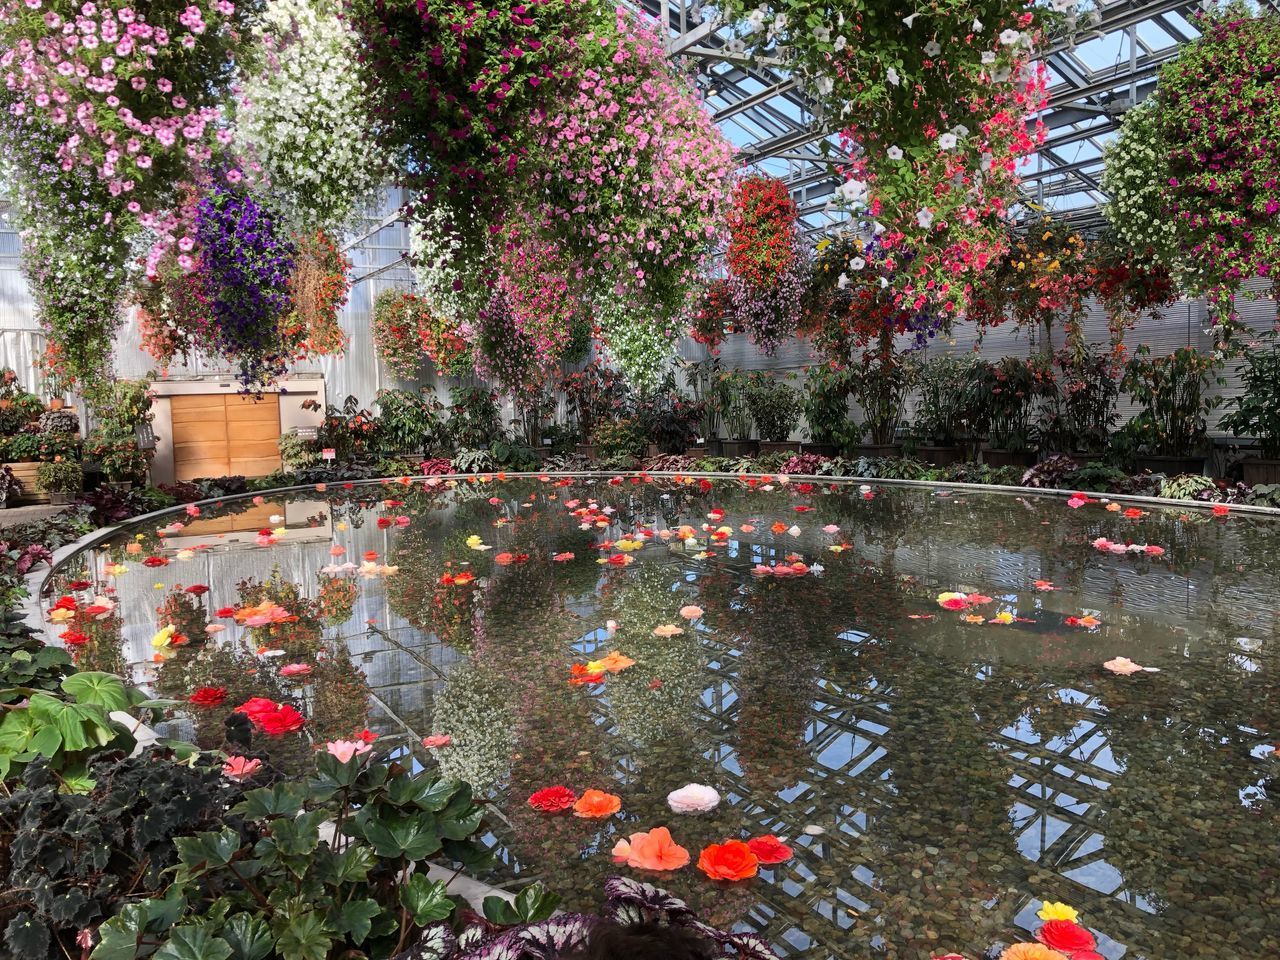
[569,664,606,686]
[572,789,621,819]
[999,946,1068,960]
[697,839,758,881]
[586,651,636,674]
[616,827,691,871]
[652,624,684,638]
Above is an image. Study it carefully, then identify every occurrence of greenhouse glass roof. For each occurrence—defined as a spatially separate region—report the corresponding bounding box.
[645,0,1280,236]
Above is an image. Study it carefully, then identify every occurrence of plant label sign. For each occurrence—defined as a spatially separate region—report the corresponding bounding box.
[321,448,336,461]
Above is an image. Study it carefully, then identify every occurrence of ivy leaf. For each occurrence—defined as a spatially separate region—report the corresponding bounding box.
[398,874,454,926]
[221,914,273,960]
[362,813,443,860]
[271,912,332,960]
[154,927,232,960]
[4,912,51,960]
[322,845,377,885]
[483,882,561,925]
[91,905,148,960]
[232,783,305,819]
[173,828,242,880]
[332,899,381,944]
[61,671,132,711]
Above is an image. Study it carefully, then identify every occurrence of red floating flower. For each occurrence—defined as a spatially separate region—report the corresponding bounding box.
[189,686,227,708]
[59,629,90,646]
[1036,920,1097,956]
[142,556,169,568]
[746,835,794,865]
[527,785,577,812]
[185,585,210,596]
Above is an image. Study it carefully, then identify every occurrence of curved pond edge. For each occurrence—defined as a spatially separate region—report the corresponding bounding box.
[31,471,1280,614]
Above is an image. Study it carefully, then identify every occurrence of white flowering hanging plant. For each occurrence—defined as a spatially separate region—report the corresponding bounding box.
[234,0,385,234]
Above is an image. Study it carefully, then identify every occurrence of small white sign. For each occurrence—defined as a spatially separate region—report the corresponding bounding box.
[321,448,336,461]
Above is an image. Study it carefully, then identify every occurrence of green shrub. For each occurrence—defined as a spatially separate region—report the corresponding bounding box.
[34,460,82,494]
[742,372,801,442]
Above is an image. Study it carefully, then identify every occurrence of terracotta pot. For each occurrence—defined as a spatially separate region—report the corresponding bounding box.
[1137,454,1205,476]
[575,444,597,461]
[48,398,65,411]
[1241,458,1280,486]
[981,448,1038,469]
[758,440,802,456]
[49,491,75,505]
[917,444,964,466]
[0,400,10,410]
[720,440,759,458]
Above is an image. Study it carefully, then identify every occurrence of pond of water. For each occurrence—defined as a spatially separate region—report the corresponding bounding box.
[43,475,1280,959]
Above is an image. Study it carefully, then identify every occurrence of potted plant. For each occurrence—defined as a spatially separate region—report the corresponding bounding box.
[635,378,704,455]
[1,431,44,502]
[594,417,647,462]
[852,351,916,456]
[679,356,724,454]
[86,431,151,489]
[0,464,22,508]
[718,371,757,457]
[375,388,445,457]
[801,364,857,456]
[1037,346,1118,465]
[1119,345,1222,475]
[973,356,1051,468]
[35,458,83,505]
[911,355,980,465]
[743,371,802,454]
[1221,335,1280,484]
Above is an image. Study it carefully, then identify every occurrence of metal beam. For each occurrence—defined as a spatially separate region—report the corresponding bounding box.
[714,78,799,122]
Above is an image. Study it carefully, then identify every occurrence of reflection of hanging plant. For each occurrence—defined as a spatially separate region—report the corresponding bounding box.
[431,661,516,791]
[317,574,359,626]
[194,185,298,387]
[372,290,426,381]
[286,231,351,358]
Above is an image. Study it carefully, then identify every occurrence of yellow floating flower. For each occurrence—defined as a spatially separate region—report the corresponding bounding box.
[1037,901,1079,923]
[990,610,1015,625]
[106,563,128,576]
[151,625,177,649]
[616,538,644,552]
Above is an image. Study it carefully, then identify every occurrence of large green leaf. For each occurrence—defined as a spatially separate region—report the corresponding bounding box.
[331,899,381,945]
[482,882,562,925]
[398,874,453,926]
[232,783,305,820]
[271,912,332,960]
[220,914,273,960]
[321,845,377,885]
[174,828,242,880]
[439,806,484,842]
[362,813,443,860]
[153,927,232,960]
[91,904,152,960]
[4,912,51,960]
[61,671,132,711]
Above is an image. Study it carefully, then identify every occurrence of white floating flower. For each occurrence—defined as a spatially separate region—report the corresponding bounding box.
[667,783,721,813]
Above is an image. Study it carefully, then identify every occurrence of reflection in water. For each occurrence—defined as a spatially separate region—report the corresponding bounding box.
[43,477,1280,959]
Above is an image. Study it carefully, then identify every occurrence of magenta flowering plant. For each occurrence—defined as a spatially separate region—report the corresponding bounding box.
[0,0,248,383]
[345,0,606,205]
[1152,7,1280,335]
[529,9,734,316]
[714,0,1052,318]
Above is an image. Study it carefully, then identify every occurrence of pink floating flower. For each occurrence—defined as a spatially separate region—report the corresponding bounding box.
[222,756,262,782]
[280,663,313,678]
[422,734,452,749]
[325,739,372,762]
